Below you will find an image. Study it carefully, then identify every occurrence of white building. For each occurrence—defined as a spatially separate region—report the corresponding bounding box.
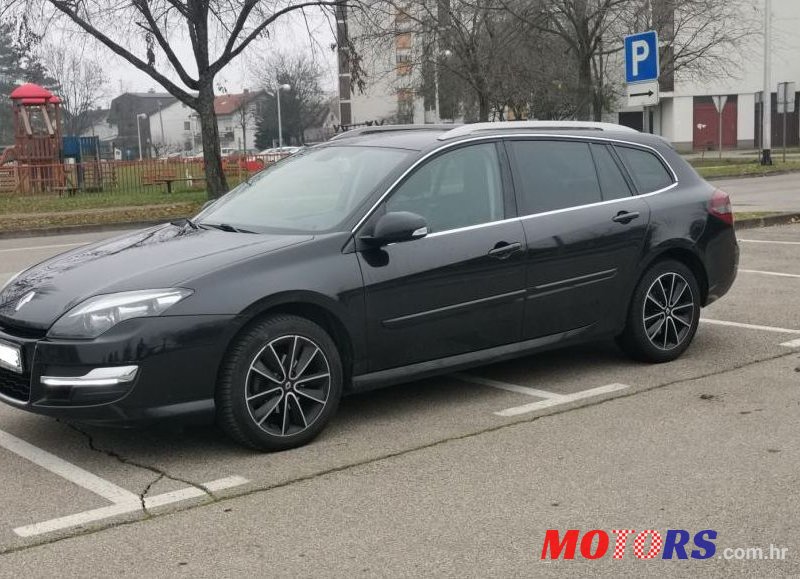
[148,90,266,155]
[336,4,444,128]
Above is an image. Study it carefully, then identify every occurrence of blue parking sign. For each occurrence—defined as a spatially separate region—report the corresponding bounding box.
[624,31,659,84]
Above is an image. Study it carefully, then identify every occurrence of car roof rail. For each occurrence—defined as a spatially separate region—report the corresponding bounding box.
[329,124,457,142]
[437,120,639,141]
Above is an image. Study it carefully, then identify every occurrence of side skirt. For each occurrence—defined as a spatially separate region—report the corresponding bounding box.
[349,324,595,393]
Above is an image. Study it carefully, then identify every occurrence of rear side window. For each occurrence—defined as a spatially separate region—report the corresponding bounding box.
[591,144,631,201]
[508,140,601,214]
[615,146,674,193]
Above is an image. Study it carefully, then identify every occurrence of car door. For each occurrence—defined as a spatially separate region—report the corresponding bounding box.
[355,141,527,371]
[505,138,652,339]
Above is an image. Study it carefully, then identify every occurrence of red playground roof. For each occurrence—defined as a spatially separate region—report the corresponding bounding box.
[10,83,55,101]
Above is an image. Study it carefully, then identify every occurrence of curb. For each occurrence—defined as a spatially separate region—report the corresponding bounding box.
[735,212,800,230]
[0,220,165,240]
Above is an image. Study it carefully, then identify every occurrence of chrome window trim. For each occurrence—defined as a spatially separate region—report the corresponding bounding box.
[425,217,519,238]
[351,133,678,234]
[421,183,678,240]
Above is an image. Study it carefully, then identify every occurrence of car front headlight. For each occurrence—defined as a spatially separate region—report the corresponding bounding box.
[48,288,193,339]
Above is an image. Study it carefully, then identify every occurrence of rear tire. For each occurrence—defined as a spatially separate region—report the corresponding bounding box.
[216,314,343,451]
[617,260,701,363]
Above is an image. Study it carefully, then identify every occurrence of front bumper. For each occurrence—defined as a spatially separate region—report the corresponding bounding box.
[0,314,236,425]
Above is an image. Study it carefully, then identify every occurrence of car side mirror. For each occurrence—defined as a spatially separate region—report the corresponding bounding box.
[362,211,429,246]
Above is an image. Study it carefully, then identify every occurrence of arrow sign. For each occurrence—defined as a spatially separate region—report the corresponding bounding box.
[626,80,659,107]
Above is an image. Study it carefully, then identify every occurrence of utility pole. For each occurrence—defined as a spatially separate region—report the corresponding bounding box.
[761,0,772,165]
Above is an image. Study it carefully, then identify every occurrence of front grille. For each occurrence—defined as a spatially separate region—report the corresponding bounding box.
[0,367,31,402]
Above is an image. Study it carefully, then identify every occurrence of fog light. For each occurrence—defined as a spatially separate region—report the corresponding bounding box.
[40,366,139,387]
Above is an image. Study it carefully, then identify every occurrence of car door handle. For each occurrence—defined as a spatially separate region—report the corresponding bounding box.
[488,242,522,259]
[612,211,641,224]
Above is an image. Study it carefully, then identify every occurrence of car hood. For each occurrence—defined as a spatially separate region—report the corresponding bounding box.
[0,224,311,332]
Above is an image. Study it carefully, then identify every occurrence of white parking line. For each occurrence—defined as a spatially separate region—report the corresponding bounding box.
[0,429,140,504]
[454,374,629,417]
[779,338,800,348]
[452,373,557,399]
[700,318,800,334]
[0,242,88,254]
[739,239,800,245]
[14,476,249,537]
[0,428,249,537]
[494,384,630,417]
[739,269,800,279]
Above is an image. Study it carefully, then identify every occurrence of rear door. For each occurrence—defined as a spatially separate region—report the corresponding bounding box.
[505,138,652,339]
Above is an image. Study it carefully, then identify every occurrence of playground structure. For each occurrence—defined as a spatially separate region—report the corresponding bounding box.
[0,83,287,198]
[0,83,66,194]
[0,83,114,196]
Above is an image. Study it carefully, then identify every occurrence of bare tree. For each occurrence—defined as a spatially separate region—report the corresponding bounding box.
[350,0,539,122]
[253,51,328,146]
[8,0,354,198]
[233,91,264,153]
[503,0,756,121]
[40,42,108,136]
[500,0,630,121]
[625,0,756,87]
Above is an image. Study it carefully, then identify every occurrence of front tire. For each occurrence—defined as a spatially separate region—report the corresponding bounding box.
[216,314,343,451]
[617,260,701,363]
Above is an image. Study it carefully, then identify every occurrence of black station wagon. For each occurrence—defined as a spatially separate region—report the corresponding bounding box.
[0,121,738,450]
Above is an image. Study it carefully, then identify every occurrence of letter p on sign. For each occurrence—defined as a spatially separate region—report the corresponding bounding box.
[631,40,649,76]
[625,31,659,84]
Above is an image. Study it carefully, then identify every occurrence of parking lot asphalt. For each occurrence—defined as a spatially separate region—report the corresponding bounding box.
[1,224,799,576]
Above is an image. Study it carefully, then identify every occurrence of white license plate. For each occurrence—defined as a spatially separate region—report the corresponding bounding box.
[0,341,22,374]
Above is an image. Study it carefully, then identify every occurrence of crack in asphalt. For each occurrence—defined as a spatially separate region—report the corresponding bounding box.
[2,349,795,556]
[63,422,217,508]
[139,474,165,514]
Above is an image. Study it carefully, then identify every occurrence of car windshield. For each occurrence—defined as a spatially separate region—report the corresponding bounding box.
[197,145,412,234]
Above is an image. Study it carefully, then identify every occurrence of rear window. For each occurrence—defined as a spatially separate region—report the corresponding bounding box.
[508,140,602,214]
[615,146,674,193]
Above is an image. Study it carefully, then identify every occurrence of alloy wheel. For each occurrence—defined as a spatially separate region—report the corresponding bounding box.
[642,272,696,351]
[245,335,331,437]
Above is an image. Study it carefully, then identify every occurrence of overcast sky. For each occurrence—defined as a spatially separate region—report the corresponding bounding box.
[44,9,338,107]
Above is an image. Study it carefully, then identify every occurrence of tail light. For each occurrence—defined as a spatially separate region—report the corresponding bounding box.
[708,189,733,225]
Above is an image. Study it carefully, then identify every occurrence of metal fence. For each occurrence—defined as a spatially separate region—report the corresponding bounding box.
[0,153,291,197]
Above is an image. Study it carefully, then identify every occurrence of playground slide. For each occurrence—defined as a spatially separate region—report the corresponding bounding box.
[0,145,16,165]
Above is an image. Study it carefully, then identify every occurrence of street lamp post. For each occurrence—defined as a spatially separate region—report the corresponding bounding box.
[762,0,773,165]
[136,113,147,160]
[275,84,291,149]
[435,49,452,123]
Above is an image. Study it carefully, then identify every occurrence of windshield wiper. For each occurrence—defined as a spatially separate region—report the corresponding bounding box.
[200,222,255,233]
[170,217,199,230]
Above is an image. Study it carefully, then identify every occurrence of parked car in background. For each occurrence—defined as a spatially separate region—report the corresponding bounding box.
[0,122,737,452]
